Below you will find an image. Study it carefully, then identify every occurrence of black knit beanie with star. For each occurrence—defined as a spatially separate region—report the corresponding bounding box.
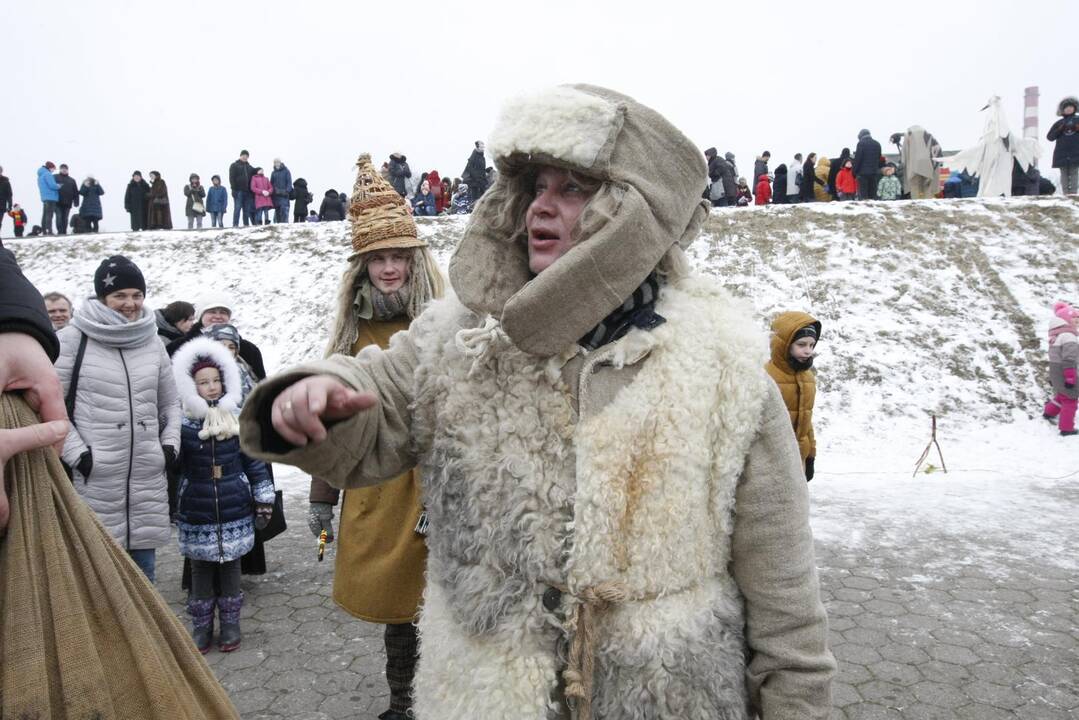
[94,255,146,298]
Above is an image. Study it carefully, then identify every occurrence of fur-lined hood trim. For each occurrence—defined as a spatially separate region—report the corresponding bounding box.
[172,336,243,418]
[450,84,709,357]
[1057,96,1079,116]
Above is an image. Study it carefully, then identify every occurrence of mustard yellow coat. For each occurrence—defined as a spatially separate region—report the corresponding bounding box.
[764,311,819,463]
[324,318,427,624]
[813,159,833,202]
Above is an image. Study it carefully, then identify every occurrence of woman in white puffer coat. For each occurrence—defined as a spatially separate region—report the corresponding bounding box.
[55,255,181,582]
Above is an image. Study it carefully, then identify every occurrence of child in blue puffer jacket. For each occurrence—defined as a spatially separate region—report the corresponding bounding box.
[172,336,275,653]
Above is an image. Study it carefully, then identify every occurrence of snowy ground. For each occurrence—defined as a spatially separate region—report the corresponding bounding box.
[813,416,1077,576]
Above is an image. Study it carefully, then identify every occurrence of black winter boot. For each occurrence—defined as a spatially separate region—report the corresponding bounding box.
[217,593,244,652]
[186,597,215,654]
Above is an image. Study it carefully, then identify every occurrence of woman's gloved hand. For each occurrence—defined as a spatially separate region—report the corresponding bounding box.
[77,449,93,480]
[307,501,335,541]
[254,502,274,530]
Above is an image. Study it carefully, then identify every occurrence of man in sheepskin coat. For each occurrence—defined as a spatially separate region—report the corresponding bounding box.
[241,84,835,720]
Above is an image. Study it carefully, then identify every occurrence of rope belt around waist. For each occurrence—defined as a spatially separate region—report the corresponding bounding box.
[551,581,632,720]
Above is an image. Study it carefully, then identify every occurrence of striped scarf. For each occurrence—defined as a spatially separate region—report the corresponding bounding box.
[578,273,665,351]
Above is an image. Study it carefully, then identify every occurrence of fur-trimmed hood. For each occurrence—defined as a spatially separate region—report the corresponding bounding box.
[1057,96,1079,116]
[450,84,709,357]
[171,336,243,418]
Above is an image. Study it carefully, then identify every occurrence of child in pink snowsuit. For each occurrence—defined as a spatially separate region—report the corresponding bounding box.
[1044,301,1078,436]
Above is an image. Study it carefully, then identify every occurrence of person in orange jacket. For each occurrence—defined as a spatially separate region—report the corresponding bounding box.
[765,311,820,480]
[754,174,772,205]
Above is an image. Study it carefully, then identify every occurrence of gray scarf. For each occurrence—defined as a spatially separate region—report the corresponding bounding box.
[353,278,411,322]
[71,298,159,349]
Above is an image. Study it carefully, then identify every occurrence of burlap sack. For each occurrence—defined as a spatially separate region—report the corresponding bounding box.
[0,394,239,719]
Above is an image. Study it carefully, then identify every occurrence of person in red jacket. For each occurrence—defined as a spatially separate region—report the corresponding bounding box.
[426,170,446,214]
[835,159,858,200]
[754,174,772,205]
[7,204,29,237]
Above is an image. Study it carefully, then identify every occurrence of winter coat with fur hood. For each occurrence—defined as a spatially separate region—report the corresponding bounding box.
[172,338,274,562]
[241,85,834,720]
[765,311,820,465]
[55,300,181,550]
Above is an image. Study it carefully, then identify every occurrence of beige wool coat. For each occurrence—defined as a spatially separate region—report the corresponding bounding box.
[241,84,833,720]
[240,282,834,719]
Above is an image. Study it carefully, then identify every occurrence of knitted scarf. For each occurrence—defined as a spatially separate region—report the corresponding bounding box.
[71,298,159,349]
[353,278,412,322]
[578,273,665,351]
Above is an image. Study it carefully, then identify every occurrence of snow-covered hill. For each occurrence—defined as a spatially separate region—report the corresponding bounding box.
[11,196,1077,586]
[9,196,1078,448]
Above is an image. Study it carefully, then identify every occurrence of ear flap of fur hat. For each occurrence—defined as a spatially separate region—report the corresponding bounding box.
[449,84,708,357]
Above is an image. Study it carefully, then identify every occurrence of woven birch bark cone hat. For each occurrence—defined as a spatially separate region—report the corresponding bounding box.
[347,153,426,260]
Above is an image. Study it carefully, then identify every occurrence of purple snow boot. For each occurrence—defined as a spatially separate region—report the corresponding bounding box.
[217,593,244,652]
[187,597,215,654]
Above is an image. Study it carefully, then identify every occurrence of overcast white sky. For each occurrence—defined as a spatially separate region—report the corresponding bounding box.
[5,0,1076,232]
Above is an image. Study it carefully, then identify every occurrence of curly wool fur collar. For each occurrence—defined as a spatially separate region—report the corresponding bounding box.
[409,276,769,720]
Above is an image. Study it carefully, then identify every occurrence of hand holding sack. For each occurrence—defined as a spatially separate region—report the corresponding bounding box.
[0,394,239,719]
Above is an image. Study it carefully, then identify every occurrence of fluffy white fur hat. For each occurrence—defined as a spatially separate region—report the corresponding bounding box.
[172,337,243,439]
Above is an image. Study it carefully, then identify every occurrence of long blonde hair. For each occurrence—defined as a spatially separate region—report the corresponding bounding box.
[324,246,445,357]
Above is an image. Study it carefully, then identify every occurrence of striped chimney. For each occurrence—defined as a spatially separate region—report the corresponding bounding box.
[1024,86,1039,165]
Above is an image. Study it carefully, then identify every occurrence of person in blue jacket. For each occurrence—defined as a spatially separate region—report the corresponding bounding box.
[270,159,293,224]
[206,175,229,228]
[411,179,437,216]
[37,162,61,235]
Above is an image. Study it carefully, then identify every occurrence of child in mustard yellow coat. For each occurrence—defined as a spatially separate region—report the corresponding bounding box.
[765,311,820,480]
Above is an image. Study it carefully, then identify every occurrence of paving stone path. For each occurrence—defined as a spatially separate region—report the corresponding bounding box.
[156,475,1078,719]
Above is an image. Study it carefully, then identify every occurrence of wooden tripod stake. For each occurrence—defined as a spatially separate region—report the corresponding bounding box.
[913,414,948,478]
